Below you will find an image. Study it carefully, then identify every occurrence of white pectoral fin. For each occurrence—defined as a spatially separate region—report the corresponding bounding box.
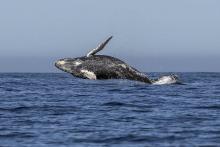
[86,36,113,57]
[80,69,97,80]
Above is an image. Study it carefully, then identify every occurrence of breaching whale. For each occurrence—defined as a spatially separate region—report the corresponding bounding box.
[55,36,180,84]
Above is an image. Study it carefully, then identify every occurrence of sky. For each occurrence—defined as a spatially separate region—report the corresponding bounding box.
[0,0,219,72]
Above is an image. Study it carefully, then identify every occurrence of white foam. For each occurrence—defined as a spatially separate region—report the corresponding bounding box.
[153,76,177,85]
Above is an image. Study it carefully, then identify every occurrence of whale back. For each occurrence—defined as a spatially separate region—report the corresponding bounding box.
[76,55,152,83]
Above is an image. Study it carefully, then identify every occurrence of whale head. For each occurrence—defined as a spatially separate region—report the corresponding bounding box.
[55,58,84,74]
[55,57,97,80]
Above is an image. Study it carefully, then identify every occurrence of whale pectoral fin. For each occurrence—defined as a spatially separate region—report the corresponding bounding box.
[80,69,97,80]
[86,36,113,57]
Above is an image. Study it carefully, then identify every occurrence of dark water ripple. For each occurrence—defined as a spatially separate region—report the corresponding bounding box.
[0,73,220,146]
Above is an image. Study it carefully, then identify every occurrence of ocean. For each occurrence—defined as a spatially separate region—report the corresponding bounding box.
[0,73,220,146]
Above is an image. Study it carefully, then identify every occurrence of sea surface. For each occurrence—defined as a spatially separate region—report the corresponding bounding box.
[0,73,220,147]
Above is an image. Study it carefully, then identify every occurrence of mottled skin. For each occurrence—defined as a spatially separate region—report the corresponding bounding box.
[55,55,152,83]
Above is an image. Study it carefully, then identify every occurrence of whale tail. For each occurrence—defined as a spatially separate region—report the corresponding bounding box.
[87,36,113,57]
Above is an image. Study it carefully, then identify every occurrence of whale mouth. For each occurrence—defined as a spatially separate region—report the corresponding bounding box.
[55,59,76,74]
[55,60,67,72]
[54,61,62,70]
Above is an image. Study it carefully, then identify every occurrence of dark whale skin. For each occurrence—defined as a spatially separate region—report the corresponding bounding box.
[55,55,152,84]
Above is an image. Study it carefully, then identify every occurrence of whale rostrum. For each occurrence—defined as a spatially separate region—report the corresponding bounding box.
[55,36,180,84]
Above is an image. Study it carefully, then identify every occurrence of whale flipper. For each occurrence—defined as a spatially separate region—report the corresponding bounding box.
[86,36,113,57]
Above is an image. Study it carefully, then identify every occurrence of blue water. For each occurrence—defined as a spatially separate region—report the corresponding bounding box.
[0,73,220,146]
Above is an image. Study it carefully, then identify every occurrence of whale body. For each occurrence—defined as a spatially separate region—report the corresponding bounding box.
[55,36,180,84]
[55,55,152,83]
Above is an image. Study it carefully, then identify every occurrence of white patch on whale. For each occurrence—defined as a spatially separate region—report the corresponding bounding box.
[57,60,66,65]
[80,69,97,80]
[118,64,127,69]
[74,61,82,66]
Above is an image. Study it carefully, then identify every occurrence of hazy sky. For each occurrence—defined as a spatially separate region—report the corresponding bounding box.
[0,0,219,72]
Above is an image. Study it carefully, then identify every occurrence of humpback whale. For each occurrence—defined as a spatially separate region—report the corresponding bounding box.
[55,36,180,84]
